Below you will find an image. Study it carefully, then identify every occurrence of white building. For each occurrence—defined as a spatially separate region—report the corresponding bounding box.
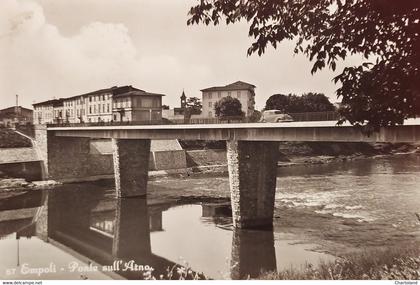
[33,86,164,124]
[200,81,256,118]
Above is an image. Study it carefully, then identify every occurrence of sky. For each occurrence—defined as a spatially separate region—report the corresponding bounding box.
[0,0,363,110]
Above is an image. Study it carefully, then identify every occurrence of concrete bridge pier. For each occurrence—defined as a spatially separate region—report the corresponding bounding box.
[226,140,279,229]
[112,139,151,197]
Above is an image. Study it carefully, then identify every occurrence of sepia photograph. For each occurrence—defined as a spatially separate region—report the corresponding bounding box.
[0,0,419,283]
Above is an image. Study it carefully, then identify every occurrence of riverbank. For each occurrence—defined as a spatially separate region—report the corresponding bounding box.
[141,242,420,280]
[259,243,420,280]
[0,154,419,280]
[0,128,31,148]
[185,142,420,171]
[1,142,419,192]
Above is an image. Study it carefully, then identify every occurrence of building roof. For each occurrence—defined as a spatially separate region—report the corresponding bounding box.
[201,81,256,92]
[33,99,64,107]
[113,90,165,98]
[64,85,144,100]
[33,85,164,106]
[0,106,33,114]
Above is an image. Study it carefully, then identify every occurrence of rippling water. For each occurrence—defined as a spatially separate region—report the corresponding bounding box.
[276,154,420,229]
[0,154,419,280]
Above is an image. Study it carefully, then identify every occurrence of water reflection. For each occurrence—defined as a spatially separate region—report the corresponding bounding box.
[44,190,178,279]
[230,229,277,279]
[1,186,334,280]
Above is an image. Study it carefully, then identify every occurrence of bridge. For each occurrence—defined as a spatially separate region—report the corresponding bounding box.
[35,119,420,229]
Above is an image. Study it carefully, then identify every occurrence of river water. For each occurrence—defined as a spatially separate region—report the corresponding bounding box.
[0,154,419,280]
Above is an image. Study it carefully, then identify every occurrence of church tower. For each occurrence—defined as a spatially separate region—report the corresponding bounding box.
[180,90,187,109]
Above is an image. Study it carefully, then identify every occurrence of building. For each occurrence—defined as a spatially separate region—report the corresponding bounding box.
[200,81,256,118]
[33,86,164,124]
[0,106,33,127]
[162,90,190,121]
[174,90,187,116]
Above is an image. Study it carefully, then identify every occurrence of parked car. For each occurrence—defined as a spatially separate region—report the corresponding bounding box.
[259,110,294,123]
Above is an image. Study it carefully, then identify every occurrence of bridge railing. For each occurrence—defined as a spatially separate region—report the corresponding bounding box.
[46,112,341,127]
[289,111,339,121]
[46,116,250,128]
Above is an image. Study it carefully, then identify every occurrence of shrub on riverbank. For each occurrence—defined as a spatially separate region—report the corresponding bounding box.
[0,128,31,148]
[259,244,420,280]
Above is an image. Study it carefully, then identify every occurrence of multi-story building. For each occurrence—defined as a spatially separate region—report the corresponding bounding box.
[33,86,164,124]
[0,106,33,127]
[200,81,256,118]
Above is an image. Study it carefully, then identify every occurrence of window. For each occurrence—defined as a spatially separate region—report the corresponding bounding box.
[237,91,241,98]
[208,92,212,99]
[228,91,231,96]
[218,92,221,98]
[208,102,212,107]
[107,104,110,112]
[152,98,160,107]
[208,111,212,117]
[89,106,92,114]
[94,105,96,113]
[89,97,92,102]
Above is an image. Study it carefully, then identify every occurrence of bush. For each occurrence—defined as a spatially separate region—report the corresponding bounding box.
[214,97,244,118]
[0,129,32,148]
[259,244,420,280]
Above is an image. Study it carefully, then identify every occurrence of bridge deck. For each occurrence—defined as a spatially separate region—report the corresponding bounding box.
[48,119,420,143]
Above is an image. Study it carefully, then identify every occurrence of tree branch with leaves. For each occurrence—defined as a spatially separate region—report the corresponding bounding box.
[188,0,420,129]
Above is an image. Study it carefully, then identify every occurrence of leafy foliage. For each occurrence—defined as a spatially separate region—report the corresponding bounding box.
[0,127,32,148]
[265,93,335,113]
[214,96,244,118]
[259,244,420,280]
[188,0,420,128]
[186,97,202,115]
[184,97,203,119]
[249,109,262,122]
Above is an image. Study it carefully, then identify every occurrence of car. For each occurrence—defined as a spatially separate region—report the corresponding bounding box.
[259,110,294,123]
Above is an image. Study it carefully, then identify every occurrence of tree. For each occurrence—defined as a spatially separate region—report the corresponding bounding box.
[188,0,420,129]
[162,104,170,110]
[265,93,335,113]
[186,97,202,115]
[184,97,202,119]
[214,96,244,118]
[300,93,335,112]
[249,110,262,122]
[265,94,290,112]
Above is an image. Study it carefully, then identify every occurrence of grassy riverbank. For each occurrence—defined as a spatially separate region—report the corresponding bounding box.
[258,244,420,280]
[138,243,420,280]
[0,128,31,148]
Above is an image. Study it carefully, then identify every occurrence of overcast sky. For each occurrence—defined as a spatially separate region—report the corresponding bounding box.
[0,0,363,110]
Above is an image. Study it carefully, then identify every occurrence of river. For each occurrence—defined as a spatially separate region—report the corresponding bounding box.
[0,154,419,280]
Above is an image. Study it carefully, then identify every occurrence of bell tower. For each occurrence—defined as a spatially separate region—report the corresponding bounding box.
[180,90,187,109]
